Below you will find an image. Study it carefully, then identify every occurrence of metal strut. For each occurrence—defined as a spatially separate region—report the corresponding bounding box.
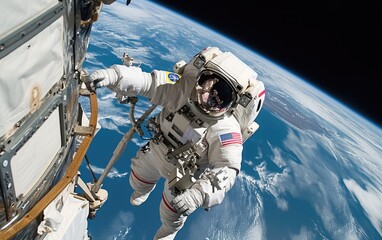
[91,100,157,194]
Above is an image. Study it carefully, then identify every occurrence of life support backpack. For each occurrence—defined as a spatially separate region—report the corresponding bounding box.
[232,78,265,143]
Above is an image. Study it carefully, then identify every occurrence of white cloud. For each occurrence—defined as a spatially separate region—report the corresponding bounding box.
[344,179,382,236]
[106,210,134,240]
[290,226,315,240]
[89,164,128,179]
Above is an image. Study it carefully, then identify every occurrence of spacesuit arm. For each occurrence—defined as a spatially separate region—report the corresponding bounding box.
[113,67,195,111]
[195,115,243,208]
[172,166,237,216]
[193,166,237,208]
[105,65,153,97]
[87,64,195,110]
[83,64,153,96]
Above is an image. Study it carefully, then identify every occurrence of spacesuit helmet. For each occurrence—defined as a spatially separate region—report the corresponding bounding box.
[189,49,257,120]
[194,71,235,117]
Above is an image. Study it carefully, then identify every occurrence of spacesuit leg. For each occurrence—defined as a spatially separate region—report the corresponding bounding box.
[154,182,187,240]
[129,148,161,205]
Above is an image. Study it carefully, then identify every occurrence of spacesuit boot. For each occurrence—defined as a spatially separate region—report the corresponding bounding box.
[153,225,177,240]
[130,191,150,206]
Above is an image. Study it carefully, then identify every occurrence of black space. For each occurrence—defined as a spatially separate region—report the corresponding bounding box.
[149,0,382,126]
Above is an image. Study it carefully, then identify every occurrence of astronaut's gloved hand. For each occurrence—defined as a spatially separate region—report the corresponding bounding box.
[80,70,95,91]
[80,68,119,90]
[172,188,204,216]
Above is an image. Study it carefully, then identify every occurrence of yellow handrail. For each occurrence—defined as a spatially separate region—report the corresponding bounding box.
[0,92,98,239]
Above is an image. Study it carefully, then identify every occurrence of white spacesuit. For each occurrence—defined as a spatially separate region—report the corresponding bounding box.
[85,47,265,239]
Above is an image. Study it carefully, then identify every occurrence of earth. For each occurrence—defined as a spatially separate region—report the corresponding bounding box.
[80,0,382,239]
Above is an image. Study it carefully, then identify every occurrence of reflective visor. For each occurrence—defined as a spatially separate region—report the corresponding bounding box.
[196,77,234,114]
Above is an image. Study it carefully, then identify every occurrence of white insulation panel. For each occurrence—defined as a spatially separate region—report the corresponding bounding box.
[0,17,64,137]
[11,108,61,197]
[0,0,58,38]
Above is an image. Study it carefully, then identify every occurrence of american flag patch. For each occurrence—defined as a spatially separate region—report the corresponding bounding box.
[219,132,242,146]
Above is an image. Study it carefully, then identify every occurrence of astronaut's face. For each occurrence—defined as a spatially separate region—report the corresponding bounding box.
[196,77,234,116]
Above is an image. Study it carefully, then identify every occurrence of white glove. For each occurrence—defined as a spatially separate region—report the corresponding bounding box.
[172,188,204,216]
[80,68,119,89]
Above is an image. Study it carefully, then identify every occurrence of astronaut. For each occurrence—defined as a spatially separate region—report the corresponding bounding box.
[83,47,265,239]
